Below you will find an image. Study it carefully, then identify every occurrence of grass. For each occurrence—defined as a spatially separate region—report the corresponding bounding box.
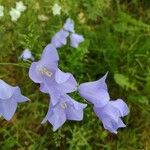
[0,0,150,149]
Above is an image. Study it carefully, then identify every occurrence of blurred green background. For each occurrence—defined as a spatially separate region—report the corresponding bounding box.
[0,0,150,149]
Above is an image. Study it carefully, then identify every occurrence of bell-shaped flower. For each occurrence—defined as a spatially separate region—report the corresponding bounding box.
[19,49,34,61]
[94,99,129,134]
[29,44,77,105]
[51,29,69,48]
[42,94,87,131]
[29,44,59,84]
[78,73,109,108]
[78,73,129,133]
[63,18,75,33]
[70,33,84,48]
[0,80,29,120]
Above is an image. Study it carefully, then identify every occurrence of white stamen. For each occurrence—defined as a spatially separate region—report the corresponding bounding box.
[60,102,67,109]
[38,67,52,77]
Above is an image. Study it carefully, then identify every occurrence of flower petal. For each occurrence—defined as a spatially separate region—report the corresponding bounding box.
[40,44,59,71]
[55,69,71,84]
[13,87,29,102]
[70,33,84,48]
[0,80,15,100]
[63,18,75,33]
[110,99,129,117]
[65,96,87,121]
[42,103,66,131]
[29,62,43,83]
[0,100,17,120]
[51,29,69,48]
[55,69,78,93]
[78,73,109,107]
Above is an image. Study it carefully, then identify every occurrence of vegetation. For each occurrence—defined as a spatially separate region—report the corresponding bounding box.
[0,0,150,149]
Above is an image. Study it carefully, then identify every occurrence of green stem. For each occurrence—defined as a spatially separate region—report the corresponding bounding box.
[0,62,30,68]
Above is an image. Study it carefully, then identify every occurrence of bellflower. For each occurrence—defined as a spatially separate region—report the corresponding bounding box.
[0,80,29,120]
[29,44,77,105]
[64,18,84,48]
[42,94,87,131]
[63,18,75,33]
[70,33,84,48]
[78,73,129,133]
[51,29,69,48]
[19,49,34,61]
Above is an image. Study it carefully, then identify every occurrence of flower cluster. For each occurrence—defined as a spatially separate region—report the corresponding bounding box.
[51,18,84,48]
[29,18,87,131]
[78,73,129,133]
[0,18,129,134]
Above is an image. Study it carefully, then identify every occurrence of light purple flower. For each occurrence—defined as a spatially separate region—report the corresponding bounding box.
[19,49,34,61]
[0,80,29,120]
[78,73,129,133]
[63,18,75,33]
[29,44,77,105]
[78,73,109,108]
[70,33,84,48]
[42,94,87,131]
[94,99,129,134]
[51,29,69,48]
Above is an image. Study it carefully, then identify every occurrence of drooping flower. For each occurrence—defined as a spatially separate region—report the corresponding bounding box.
[29,44,77,105]
[52,3,61,16]
[70,33,84,48]
[42,94,87,131]
[78,73,129,133]
[0,80,29,120]
[63,18,84,48]
[0,5,4,17]
[19,49,34,61]
[16,1,26,12]
[9,8,21,22]
[51,29,69,48]
[94,99,129,134]
[63,18,75,33]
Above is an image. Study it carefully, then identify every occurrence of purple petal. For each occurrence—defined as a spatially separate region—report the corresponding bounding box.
[55,69,78,93]
[19,49,34,61]
[29,62,43,83]
[42,103,66,131]
[51,29,69,48]
[0,100,17,121]
[29,44,59,84]
[110,99,129,117]
[40,44,59,72]
[0,80,15,100]
[55,68,71,84]
[94,102,127,133]
[78,73,109,107]
[70,33,84,48]
[94,103,120,123]
[63,18,75,32]
[13,87,29,102]
[65,95,87,120]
